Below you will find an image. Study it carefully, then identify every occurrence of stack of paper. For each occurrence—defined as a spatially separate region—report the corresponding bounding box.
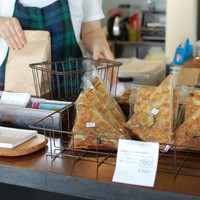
[0,91,31,107]
[0,126,37,149]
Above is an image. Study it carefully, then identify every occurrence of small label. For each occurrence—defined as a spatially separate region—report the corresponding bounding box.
[163,145,171,152]
[151,108,159,115]
[86,122,95,127]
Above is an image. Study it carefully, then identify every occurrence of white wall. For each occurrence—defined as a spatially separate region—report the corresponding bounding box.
[165,0,198,63]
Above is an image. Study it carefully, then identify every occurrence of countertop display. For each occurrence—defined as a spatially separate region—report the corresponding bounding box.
[0,60,199,199]
[0,137,199,200]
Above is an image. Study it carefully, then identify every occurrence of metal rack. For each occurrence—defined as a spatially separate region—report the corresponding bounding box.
[29,57,122,101]
[29,57,199,180]
[30,104,200,180]
[158,145,200,177]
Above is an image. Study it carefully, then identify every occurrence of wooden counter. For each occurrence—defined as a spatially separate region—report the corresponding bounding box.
[0,138,199,200]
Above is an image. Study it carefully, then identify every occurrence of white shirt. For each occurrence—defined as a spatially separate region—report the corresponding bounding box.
[0,0,104,66]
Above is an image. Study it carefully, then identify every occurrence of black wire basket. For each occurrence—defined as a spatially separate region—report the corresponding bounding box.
[29,57,122,101]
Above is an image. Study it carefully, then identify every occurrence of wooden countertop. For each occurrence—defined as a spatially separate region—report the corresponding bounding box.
[0,137,199,200]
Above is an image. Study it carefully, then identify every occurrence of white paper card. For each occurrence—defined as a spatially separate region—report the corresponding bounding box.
[0,91,31,107]
[151,108,159,115]
[112,139,159,187]
[86,122,96,127]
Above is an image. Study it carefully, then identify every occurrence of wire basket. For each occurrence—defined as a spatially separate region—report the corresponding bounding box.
[30,104,200,180]
[29,57,122,101]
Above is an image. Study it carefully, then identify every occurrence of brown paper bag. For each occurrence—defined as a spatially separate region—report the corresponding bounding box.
[5,30,51,97]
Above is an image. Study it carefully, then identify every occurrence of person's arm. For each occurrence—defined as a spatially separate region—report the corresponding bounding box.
[0,17,26,50]
[81,20,118,83]
[81,20,114,60]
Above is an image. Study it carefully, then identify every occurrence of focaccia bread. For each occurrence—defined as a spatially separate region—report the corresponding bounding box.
[91,76,125,125]
[174,107,200,150]
[184,88,200,120]
[134,86,179,131]
[85,87,121,130]
[174,88,200,150]
[124,75,173,144]
[134,87,156,113]
[71,93,125,150]
[118,88,133,104]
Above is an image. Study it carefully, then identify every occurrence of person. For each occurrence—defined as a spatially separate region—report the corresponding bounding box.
[0,0,114,90]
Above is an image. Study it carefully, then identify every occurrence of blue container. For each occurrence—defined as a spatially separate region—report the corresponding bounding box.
[173,39,193,65]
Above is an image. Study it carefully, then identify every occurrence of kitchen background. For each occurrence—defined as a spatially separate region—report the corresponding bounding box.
[101,0,199,63]
[102,0,166,26]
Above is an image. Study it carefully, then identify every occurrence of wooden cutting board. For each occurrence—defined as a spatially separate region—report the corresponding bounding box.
[0,134,48,157]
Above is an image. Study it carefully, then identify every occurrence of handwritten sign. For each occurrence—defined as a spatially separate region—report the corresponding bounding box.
[112,139,159,187]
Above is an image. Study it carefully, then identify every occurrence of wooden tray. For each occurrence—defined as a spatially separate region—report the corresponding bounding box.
[0,134,48,157]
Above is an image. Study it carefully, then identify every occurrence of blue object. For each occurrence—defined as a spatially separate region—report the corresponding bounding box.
[38,103,66,111]
[173,39,193,65]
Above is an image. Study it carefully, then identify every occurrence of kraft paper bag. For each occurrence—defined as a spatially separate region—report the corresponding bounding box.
[5,30,51,97]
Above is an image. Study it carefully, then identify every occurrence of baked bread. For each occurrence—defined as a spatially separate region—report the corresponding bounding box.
[174,88,200,150]
[124,75,173,144]
[85,87,121,130]
[118,88,133,104]
[71,93,125,150]
[174,107,200,150]
[91,76,125,125]
[184,88,200,120]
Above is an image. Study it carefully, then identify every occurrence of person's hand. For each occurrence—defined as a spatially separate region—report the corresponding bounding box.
[93,44,118,84]
[0,17,26,50]
[92,45,114,61]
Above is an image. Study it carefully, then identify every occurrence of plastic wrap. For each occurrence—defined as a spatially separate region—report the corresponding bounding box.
[117,84,156,118]
[82,68,126,125]
[71,92,126,150]
[176,86,194,127]
[174,87,200,150]
[123,75,174,144]
[82,77,121,131]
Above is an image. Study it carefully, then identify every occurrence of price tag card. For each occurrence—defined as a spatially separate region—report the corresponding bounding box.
[112,139,159,187]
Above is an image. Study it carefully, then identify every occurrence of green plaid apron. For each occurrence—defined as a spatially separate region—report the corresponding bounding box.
[0,0,82,92]
[0,56,7,90]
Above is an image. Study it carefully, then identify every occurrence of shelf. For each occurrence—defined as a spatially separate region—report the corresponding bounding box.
[114,40,165,46]
[112,40,165,58]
